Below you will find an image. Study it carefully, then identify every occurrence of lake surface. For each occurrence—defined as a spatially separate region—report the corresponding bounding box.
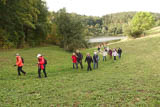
[88,36,127,43]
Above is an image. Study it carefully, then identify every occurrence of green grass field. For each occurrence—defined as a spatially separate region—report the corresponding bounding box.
[1,32,160,106]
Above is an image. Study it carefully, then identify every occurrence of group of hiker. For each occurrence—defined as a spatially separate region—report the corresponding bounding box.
[101,47,122,61]
[72,46,122,71]
[14,46,122,77]
[15,53,47,78]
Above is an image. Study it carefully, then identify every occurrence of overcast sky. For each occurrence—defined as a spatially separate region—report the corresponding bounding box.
[45,0,160,16]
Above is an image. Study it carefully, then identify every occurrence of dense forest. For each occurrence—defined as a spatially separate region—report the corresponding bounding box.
[0,0,49,48]
[0,0,160,50]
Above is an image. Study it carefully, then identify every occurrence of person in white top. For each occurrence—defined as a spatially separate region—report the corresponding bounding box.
[103,50,107,61]
[112,49,118,60]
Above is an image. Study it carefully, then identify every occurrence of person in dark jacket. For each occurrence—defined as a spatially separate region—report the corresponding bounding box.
[97,46,101,52]
[85,53,93,71]
[76,50,83,69]
[117,48,122,59]
[93,52,99,69]
[108,49,112,59]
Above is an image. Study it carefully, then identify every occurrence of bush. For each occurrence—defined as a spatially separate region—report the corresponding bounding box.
[130,12,155,37]
[0,29,15,49]
[2,41,14,49]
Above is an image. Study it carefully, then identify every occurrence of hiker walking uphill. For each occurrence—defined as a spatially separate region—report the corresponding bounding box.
[15,53,26,76]
[97,46,101,52]
[37,54,47,78]
[72,53,78,69]
[108,49,112,59]
[103,50,107,61]
[93,52,99,69]
[112,49,118,60]
[85,53,93,71]
[117,48,122,59]
[76,50,83,69]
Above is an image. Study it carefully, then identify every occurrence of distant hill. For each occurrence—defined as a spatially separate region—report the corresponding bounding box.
[102,12,136,25]
[102,11,160,25]
[80,11,160,36]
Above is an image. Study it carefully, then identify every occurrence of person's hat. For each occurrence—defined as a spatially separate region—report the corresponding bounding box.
[94,52,97,54]
[37,54,41,58]
[16,53,19,56]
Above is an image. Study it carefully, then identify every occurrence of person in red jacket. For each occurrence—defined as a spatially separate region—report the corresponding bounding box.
[15,53,26,76]
[37,54,47,78]
[72,53,78,69]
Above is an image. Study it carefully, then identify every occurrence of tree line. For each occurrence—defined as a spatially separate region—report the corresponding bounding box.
[0,0,160,50]
[80,12,160,37]
[0,0,49,48]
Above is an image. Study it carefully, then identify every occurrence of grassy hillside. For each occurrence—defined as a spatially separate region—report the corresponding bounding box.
[1,32,160,106]
[145,26,160,36]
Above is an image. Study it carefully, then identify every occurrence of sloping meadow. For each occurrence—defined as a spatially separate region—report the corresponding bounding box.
[1,34,160,106]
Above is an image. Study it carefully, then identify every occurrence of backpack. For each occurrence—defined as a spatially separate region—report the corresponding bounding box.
[44,59,47,65]
[96,55,99,61]
[21,57,24,64]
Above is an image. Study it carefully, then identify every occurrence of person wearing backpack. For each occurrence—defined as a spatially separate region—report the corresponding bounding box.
[112,49,118,61]
[85,53,93,71]
[43,57,47,77]
[15,53,26,76]
[44,58,47,70]
[37,54,47,78]
[117,47,122,59]
[71,53,78,69]
[97,46,101,53]
[93,52,99,69]
[76,50,83,69]
[102,49,107,61]
[108,49,112,59]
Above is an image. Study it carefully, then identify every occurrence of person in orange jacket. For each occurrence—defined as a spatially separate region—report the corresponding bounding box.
[37,54,47,78]
[15,53,26,76]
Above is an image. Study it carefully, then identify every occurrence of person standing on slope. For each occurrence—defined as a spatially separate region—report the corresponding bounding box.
[117,48,122,59]
[15,53,26,76]
[102,50,107,61]
[37,54,47,78]
[85,53,93,71]
[112,49,118,61]
[93,52,99,69]
[108,49,112,59]
[97,46,101,53]
[76,50,83,69]
[72,53,78,69]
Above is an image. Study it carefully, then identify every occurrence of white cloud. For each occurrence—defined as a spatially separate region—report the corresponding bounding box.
[45,0,160,16]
